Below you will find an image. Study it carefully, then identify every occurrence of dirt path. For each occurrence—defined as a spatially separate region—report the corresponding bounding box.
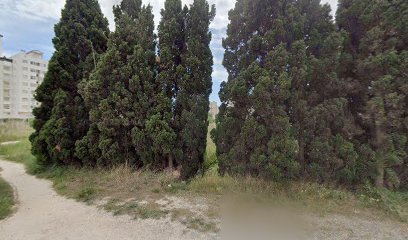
[1,158,407,240]
[0,159,211,240]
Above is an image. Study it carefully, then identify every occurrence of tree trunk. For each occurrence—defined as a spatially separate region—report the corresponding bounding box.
[375,163,385,188]
[168,154,174,171]
[298,132,305,170]
[374,119,385,188]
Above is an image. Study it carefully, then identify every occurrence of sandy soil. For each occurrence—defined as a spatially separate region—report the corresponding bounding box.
[0,159,211,240]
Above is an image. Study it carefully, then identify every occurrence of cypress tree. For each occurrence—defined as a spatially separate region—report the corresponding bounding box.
[213,0,359,183]
[337,0,408,188]
[78,0,164,167]
[157,0,187,170]
[30,0,109,166]
[178,0,215,179]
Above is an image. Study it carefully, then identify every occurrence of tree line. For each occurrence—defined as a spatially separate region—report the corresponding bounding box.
[30,0,215,179]
[30,0,407,189]
[212,0,408,189]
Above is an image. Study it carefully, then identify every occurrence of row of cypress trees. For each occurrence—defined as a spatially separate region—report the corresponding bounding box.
[30,0,215,179]
[212,0,408,189]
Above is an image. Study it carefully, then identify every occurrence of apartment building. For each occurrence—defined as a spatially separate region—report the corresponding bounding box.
[0,34,48,119]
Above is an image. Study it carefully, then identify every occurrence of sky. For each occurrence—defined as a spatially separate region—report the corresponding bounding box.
[0,0,338,103]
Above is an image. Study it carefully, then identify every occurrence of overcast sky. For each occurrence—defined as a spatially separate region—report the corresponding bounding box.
[0,0,338,103]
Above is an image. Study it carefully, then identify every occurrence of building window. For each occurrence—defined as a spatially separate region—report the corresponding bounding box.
[24,75,28,79]
[22,82,29,86]
[22,98,29,102]
[4,104,10,109]
[23,90,28,94]
[3,81,10,89]
[30,61,40,66]
[3,97,10,101]
[23,67,28,71]
[3,66,11,71]
[23,60,28,63]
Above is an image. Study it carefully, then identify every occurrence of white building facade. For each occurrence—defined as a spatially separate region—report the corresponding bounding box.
[0,34,48,119]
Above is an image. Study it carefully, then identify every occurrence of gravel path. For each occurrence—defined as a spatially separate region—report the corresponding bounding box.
[0,159,210,240]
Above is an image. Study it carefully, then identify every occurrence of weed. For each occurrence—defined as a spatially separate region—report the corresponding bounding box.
[165,181,189,193]
[359,185,408,222]
[136,203,169,219]
[76,186,97,202]
[0,120,32,143]
[184,217,219,233]
[103,200,168,219]
[0,175,14,219]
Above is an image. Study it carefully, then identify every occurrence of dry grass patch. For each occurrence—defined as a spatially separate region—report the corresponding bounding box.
[0,120,32,143]
[102,199,169,219]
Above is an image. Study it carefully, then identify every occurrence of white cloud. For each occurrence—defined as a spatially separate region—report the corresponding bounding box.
[0,0,64,21]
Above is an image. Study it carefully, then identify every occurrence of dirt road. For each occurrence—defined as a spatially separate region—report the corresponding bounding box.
[0,159,210,240]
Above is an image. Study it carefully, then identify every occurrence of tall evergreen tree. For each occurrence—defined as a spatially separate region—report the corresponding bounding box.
[213,0,359,183]
[131,2,176,168]
[177,0,215,179]
[78,0,170,167]
[337,0,408,188]
[30,0,109,166]
[157,0,187,169]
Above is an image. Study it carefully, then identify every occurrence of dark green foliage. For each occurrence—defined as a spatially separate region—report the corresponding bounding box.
[213,0,360,184]
[157,0,187,169]
[337,0,408,189]
[78,0,174,168]
[30,0,109,166]
[178,0,215,179]
[214,0,407,189]
[37,0,215,178]
[158,0,215,179]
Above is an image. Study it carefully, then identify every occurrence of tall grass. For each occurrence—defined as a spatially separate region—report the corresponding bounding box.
[0,172,14,219]
[0,120,32,142]
[0,139,40,174]
[203,115,217,172]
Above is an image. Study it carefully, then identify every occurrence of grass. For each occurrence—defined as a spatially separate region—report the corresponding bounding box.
[103,199,169,219]
[0,139,40,174]
[0,120,32,143]
[203,116,217,173]
[0,120,407,229]
[0,170,15,220]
